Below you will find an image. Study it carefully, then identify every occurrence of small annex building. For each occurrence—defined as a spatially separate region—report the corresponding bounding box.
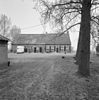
[12,32,71,53]
[0,35,9,67]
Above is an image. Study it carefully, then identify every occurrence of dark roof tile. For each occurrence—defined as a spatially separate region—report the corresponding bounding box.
[13,33,71,45]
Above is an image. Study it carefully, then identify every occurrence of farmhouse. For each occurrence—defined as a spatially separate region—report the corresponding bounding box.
[0,35,9,67]
[12,32,71,53]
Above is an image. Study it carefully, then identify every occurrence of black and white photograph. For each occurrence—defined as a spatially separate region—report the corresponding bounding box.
[0,0,99,100]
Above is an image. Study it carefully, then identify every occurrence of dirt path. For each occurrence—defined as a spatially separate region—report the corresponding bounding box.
[0,56,58,100]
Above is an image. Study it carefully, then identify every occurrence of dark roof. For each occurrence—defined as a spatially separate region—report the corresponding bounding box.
[13,33,71,45]
[0,35,9,41]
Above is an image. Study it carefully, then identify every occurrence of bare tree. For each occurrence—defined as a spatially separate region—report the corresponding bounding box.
[9,25,21,40]
[0,14,11,37]
[33,0,99,76]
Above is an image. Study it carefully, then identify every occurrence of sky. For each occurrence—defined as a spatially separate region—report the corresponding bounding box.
[0,0,46,34]
[0,0,79,50]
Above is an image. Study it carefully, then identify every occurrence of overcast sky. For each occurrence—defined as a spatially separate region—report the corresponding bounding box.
[0,0,47,34]
[0,0,79,50]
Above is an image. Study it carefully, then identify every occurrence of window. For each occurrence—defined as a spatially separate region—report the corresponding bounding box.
[61,45,64,52]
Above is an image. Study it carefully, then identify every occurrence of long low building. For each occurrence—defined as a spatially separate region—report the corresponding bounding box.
[12,33,71,53]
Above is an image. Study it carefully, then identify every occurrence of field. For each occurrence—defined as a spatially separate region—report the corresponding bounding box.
[0,53,99,100]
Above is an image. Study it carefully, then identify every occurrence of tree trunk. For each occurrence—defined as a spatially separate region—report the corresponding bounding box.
[78,0,91,77]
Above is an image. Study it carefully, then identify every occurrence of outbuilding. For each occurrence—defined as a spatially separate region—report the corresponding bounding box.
[0,35,9,68]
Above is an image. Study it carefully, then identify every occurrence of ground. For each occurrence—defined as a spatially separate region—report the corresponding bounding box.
[0,53,99,100]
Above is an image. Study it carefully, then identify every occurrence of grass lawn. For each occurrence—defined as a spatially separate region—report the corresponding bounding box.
[0,53,99,100]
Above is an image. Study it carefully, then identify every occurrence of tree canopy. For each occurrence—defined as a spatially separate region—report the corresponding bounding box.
[33,0,99,33]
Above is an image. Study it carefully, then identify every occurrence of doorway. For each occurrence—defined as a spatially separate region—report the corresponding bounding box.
[34,47,36,53]
[39,47,42,53]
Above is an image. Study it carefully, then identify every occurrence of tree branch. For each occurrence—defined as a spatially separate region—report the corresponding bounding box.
[92,3,99,5]
[91,18,99,26]
[49,22,80,41]
[91,6,99,11]
[59,22,80,36]
[52,1,81,8]
[92,16,99,21]
[64,13,80,28]
[61,10,81,19]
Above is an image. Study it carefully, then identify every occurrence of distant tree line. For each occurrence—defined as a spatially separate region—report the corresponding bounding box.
[0,14,21,40]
